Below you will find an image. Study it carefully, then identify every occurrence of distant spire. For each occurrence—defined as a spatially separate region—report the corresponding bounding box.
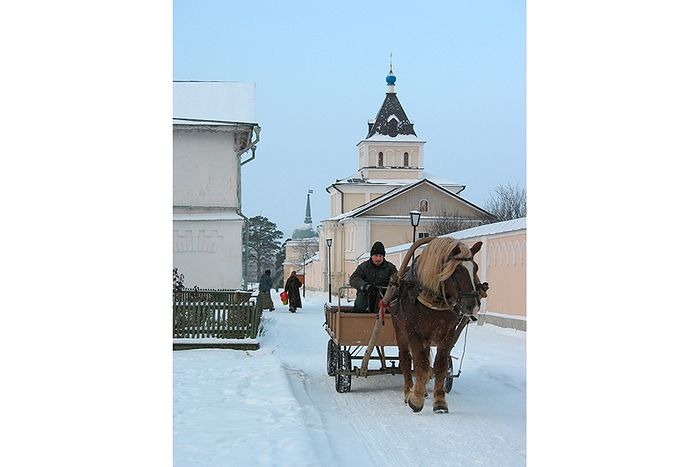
[304,189,313,224]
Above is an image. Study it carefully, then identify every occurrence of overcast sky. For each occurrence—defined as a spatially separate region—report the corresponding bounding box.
[173,0,525,238]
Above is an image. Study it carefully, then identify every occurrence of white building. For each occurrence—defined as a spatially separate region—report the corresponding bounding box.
[173,81,261,289]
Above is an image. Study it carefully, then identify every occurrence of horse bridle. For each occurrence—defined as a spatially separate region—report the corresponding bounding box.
[448,257,489,318]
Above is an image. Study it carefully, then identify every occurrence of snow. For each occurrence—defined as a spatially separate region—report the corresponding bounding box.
[173,81,257,124]
[174,292,525,466]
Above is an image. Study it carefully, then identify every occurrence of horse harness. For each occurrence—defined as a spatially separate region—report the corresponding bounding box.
[395,255,489,321]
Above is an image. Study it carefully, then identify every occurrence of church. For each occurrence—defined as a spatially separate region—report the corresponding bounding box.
[318,66,495,293]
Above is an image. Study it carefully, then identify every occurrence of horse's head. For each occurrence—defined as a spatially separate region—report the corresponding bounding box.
[412,238,488,317]
[445,241,488,317]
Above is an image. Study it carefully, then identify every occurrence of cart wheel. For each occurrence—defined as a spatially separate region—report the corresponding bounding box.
[327,339,339,376]
[445,357,454,394]
[335,350,352,393]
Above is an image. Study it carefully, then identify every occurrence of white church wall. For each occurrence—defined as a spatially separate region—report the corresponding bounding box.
[173,218,244,289]
[173,129,240,208]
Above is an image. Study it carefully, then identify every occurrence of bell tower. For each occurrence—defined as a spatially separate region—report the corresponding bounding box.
[357,59,425,181]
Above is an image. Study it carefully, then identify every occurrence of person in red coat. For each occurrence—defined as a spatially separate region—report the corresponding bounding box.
[284,271,303,313]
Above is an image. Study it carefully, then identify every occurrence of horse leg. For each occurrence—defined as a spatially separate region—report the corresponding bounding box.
[432,345,450,413]
[392,316,413,403]
[407,342,430,412]
[398,344,413,403]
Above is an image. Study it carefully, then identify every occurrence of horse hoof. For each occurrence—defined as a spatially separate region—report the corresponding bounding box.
[408,398,424,412]
[433,405,449,414]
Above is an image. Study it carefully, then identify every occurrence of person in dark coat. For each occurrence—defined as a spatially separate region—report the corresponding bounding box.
[284,270,303,313]
[258,269,275,311]
[349,241,398,312]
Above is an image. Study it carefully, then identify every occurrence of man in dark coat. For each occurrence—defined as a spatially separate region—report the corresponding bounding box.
[349,241,398,312]
[258,269,275,311]
[284,270,303,313]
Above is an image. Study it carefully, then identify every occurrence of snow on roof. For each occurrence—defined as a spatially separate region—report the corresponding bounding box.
[173,81,257,124]
[332,175,462,187]
[357,217,526,259]
[449,217,526,239]
[327,179,477,222]
[421,171,465,187]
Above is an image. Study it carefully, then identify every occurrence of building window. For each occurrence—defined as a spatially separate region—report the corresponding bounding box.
[419,199,428,212]
[418,232,430,239]
[404,152,409,166]
[378,152,384,167]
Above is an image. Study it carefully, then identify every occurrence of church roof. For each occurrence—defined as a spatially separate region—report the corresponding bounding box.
[366,69,417,139]
[326,178,493,221]
[327,171,464,193]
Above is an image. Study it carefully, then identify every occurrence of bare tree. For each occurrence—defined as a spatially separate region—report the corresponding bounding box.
[484,183,527,222]
[426,211,487,237]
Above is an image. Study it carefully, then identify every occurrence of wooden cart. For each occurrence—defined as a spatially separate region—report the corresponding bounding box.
[324,287,467,393]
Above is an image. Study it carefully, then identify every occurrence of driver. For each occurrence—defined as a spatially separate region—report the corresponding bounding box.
[349,241,398,312]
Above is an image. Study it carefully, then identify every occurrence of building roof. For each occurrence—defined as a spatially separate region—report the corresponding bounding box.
[326,178,491,222]
[357,217,527,259]
[365,70,416,139]
[327,171,464,193]
[173,81,257,125]
[449,217,527,239]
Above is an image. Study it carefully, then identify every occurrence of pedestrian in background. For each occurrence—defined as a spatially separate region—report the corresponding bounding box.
[258,269,275,311]
[284,270,303,313]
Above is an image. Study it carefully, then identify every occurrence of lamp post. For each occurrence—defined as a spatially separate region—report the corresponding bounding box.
[410,210,421,264]
[326,238,333,303]
[410,210,422,243]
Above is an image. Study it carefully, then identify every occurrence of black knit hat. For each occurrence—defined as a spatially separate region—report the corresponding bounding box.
[370,241,386,256]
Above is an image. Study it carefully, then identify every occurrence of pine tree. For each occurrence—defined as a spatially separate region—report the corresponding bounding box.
[246,216,284,282]
[273,239,289,288]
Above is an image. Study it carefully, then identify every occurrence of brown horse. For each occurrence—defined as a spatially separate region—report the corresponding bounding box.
[386,236,487,413]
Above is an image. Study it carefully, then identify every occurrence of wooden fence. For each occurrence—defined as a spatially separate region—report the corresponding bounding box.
[173,288,261,339]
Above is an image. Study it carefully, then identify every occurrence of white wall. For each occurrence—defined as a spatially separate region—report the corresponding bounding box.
[173,129,240,209]
[173,218,244,289]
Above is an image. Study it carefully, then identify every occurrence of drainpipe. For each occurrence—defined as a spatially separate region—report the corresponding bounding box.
[240,212,250,290]
[236,125,261,290]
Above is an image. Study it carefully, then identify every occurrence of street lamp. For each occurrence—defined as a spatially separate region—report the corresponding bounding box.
[410,210,422,243]
[326,238,333,303]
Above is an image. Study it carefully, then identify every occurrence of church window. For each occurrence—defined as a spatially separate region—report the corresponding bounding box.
[419,199,428,212]
[378,152,384,167]
[404,152,409,166]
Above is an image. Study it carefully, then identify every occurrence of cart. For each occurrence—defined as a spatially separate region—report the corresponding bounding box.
[324,286,471,393]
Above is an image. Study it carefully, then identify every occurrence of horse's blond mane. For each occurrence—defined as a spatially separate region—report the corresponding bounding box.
[415,238,471,293]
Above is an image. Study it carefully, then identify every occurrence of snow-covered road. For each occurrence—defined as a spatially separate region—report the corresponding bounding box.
[174,292,526,466]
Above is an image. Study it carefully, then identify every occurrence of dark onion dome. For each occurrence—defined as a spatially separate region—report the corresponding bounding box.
[386,71,396,86]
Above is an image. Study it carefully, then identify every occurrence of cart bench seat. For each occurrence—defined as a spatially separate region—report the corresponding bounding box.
[324,303,397,346]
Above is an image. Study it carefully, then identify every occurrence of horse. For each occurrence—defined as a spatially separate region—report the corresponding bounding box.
[384,236,488,413]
